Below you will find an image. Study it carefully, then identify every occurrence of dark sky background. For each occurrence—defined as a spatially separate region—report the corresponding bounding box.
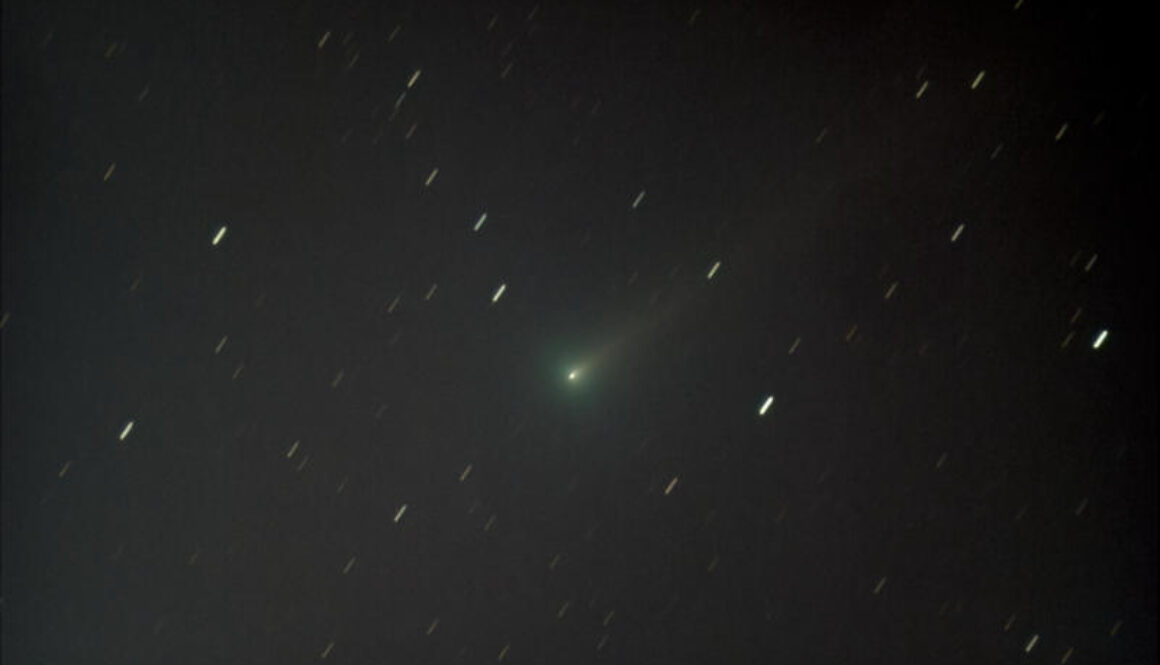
[2,0,1156,662]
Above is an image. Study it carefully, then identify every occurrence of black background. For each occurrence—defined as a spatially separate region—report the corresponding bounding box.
[3,0,1155,662]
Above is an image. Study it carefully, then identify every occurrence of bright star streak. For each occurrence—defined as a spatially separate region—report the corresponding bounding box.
[758,395,774,416]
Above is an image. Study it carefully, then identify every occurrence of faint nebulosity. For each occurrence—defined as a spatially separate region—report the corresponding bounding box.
[2,0,1155,662]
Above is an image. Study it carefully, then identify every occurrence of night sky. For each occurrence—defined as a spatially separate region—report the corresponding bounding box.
[2,0,1156,662]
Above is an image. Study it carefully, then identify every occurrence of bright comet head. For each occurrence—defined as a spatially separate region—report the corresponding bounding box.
[567,369,579,382]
